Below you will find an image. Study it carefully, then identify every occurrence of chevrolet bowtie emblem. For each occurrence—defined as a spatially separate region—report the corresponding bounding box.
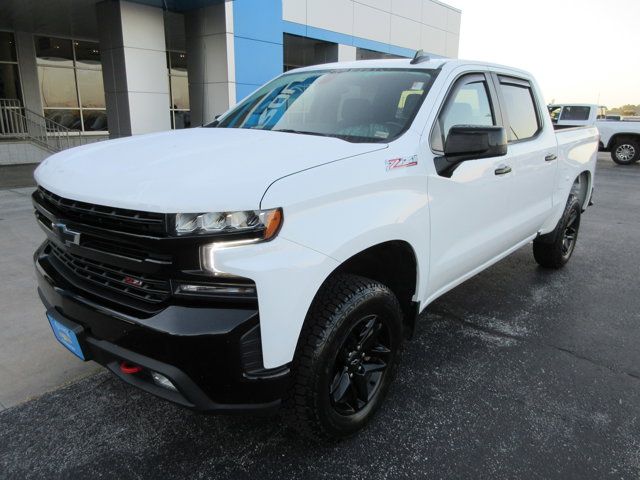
[51,222,81,246]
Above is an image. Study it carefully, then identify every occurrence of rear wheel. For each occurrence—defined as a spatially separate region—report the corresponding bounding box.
[611,138,640,165]
[533,195,581,269]
[286,274,403,441]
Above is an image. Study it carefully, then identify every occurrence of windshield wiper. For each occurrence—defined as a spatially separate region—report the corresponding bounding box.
[272,129,334,138]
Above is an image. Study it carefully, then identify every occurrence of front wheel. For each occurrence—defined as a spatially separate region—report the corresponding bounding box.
[286,274,403,441]
[533,195,581,269]
[611,138,640,165]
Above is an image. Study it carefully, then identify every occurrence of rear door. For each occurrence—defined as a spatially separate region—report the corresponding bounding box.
[492,74,557,241]
[427,72,516,295]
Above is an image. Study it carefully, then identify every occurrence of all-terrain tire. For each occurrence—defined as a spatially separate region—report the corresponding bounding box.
[286,273,403,441]
[533,195,581,269]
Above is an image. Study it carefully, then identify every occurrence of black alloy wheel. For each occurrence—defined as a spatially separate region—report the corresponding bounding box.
[561,209,579,260]
[329,314,391,415]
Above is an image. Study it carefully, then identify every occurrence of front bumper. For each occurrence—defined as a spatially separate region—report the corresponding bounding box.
[35,242,290,413]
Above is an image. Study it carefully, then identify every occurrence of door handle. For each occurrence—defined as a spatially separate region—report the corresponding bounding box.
[545,154,557,162]
[494,165,512,175]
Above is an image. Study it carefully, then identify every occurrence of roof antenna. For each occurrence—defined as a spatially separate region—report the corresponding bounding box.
[410,49,430,65]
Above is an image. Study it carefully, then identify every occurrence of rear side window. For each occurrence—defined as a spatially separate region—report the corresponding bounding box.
[499,79,540,141]
[430,77,495,152]
[560,106,591,121]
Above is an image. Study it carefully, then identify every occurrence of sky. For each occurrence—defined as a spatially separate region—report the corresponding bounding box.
[445,0,640,108]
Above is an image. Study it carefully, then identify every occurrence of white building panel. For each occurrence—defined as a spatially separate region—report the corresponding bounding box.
[391,0,422,20]
[355,0,392,12]
[390,15,421,50]
[353,2,390,44]
[282,0,307,25]
[421,0,448,30]
[446,8,461,35]
[420,24,446,55]
[445,31,459,57]
[307,0,354,35]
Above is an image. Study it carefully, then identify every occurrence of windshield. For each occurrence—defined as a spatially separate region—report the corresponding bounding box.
[210,68,438,143]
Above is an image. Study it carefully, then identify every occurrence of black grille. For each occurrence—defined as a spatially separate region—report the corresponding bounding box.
[48,242,171,305]
[37,187,166,235]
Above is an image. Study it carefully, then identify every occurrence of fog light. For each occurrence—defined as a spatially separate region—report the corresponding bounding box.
[151,371,177,391]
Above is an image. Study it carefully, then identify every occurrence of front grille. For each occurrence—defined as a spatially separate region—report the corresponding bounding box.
[37,187,166,235]
[48,242,171,305]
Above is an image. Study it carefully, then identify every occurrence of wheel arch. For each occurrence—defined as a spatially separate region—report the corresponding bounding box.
[607,132,640,150]
[571,170,592,211]
[310,240,420,338]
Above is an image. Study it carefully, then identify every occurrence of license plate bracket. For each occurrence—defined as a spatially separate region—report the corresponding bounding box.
[47,310,86,361]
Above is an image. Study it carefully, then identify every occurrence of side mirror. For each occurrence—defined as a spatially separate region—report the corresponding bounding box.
[435,125,507,176]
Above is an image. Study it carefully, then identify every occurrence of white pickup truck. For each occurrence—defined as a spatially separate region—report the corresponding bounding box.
[33,55,598,440]
[549,103,640,164]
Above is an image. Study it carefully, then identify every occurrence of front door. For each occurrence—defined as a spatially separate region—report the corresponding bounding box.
[426,72,515,297]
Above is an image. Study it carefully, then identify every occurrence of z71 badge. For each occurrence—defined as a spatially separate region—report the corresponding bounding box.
[386,155,418,171]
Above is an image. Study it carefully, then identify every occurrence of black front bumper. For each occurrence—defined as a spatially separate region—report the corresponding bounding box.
[35,243,290,413]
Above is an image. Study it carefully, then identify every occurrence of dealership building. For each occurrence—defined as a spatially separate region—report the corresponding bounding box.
[0,0,461,165]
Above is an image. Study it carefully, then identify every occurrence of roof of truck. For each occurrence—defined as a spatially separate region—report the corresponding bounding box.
[290,57,533,78]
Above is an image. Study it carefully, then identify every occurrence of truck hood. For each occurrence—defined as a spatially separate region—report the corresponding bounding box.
[35,128,387,213]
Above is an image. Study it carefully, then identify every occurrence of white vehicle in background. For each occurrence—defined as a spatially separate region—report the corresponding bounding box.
[548,103,640,164]
[34,55,598,440]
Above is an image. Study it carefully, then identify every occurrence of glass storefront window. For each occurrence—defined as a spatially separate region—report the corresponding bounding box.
[35,36,107,133]
[77,69,105,108]
[81,110,108,131]
[170,75,189,110]
[38,65,78,108]
[35,37,74,67]
[0,63,22,100]
[0,32,22,103]
[74,41,101,70]
[167,50,190,129]
[0,32,18,62]
[43,109,82,130]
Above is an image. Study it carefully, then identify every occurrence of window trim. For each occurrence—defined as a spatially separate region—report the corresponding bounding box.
[428,71,504,155]
[492,73,543,144]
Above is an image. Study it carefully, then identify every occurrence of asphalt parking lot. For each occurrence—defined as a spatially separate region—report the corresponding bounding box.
[1,154,639,479]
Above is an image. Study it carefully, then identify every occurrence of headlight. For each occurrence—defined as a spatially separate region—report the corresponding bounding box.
[174,208,283,239]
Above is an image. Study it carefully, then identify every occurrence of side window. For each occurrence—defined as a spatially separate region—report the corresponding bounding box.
[499,80,540,141]
[560,106,591,121]
[548,106,562,123]
[431,78,495,152]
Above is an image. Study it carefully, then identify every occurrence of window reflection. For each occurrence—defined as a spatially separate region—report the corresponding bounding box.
[0,64,22,100]
[82,110,108,131]
[167,50,190,129]
[36,37,74,67]
[170,75,189,110]
[74,41,101,70]
[38,66,78,108]
[0,32,22,103]
[36,36,107,132]
[43,109,82,130]
[77,69,105,108]
[172,111,191,129]
[0,32,17,62]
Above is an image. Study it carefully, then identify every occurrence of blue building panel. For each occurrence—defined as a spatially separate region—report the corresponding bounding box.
[234,37,283,94]
[232,0,283,44]
[233,0,284,102]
